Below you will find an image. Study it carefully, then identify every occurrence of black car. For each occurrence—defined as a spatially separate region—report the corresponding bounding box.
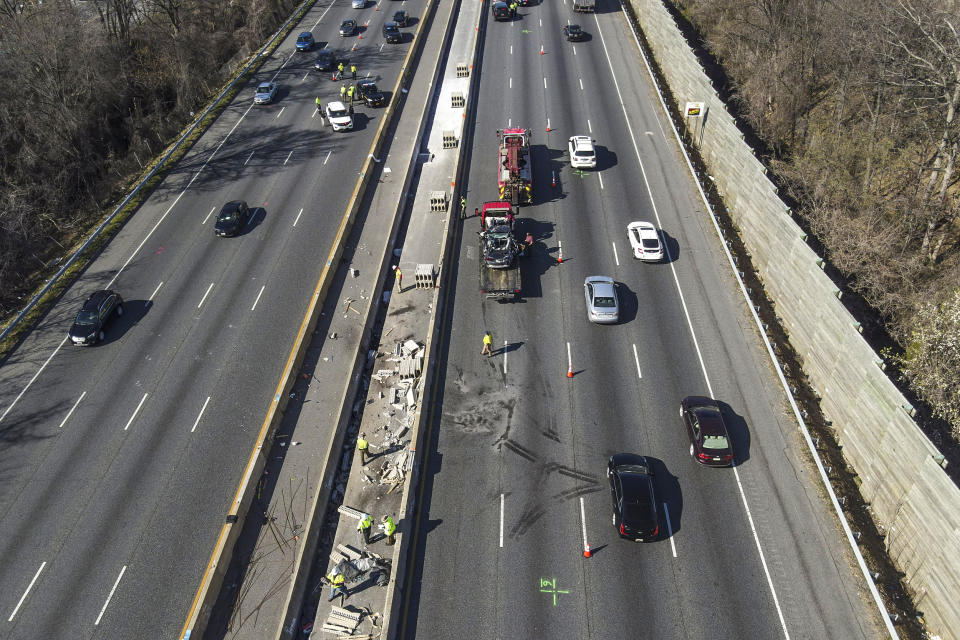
[214,200,252,237]
[339,19,357,36]
[355,79,386,107]
[491,1,512,20]
[314,48,337,71]
[680,396,734,466]
[69,290,124,345]
[392,9,408,26]
[608,454,659,542]
[563,24,586,41]
[383,21,401,43]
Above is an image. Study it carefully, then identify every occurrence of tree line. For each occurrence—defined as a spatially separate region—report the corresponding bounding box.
[0,0,299,310]
[676,0,960,440]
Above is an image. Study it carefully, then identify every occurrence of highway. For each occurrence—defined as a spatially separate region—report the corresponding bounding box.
[0,0,424,637]
[402,0,883,638]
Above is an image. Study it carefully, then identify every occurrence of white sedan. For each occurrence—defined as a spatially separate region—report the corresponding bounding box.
[627,221,663,262]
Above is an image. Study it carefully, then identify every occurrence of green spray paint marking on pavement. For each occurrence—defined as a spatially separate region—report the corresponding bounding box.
[573,169,589,179]
[521,28,532,34]
[539,577,570,606]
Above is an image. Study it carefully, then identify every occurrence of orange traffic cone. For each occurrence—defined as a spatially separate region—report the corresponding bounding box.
[567,363,574,378]
[540,45,545,55]
[583,543,591,558]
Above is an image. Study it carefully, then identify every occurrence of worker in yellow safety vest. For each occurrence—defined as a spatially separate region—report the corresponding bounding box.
[382,515,397,545]
[358,512,373,544]
[327,571,347,601]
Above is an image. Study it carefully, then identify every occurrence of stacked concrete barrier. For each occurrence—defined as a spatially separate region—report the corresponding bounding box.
[630,0,960,636]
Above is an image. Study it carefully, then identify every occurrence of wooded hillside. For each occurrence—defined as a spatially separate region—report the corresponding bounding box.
[0,0,298,307]
[676,0,960,439]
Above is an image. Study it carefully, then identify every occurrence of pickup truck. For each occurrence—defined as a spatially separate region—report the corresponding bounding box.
[572,0,594,12]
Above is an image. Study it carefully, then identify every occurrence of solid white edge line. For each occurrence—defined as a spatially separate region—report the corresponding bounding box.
[197,282,215,309]
[59,391,87,429]
[592,11,793,639]
[94,565,127,626]
[251,285,267,311]
[579,496,589,553]
[500,494,504,548]
[612,241,619,266]
[191,396,211,433]
[123,393,149,431]
[0,336,68,425]
[663,503,677,557]
[632,343,642,379]
[8,561,45,621]
[148,281,164,303]
[202,206,217,224]
[618,2,898,636]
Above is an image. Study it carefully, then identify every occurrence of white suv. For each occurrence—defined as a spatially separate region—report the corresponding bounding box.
[568,135,596,169]
[325,101,354,131]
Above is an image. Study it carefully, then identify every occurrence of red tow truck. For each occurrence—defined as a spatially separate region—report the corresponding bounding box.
[497,128,533,206]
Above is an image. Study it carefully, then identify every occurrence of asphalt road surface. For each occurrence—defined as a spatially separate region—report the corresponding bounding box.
[0,0,424,637]
[402,1,883,638]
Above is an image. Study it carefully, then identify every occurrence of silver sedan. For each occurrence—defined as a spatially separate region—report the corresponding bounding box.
[584,276,619,324]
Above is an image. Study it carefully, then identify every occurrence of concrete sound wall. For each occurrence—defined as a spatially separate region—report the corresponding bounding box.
[630,0,960,637]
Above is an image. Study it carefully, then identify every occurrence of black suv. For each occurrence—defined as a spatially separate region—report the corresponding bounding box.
[314,48,337,71]
[355,79,386,107]
[383,21,401,43]
[392,9,408,26]
[69,290,124,345]
[214,200,252,237]
[563,24,586,41]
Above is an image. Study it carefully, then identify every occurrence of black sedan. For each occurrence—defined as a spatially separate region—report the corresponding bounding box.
[339,19,357,36]
[355,79,385,107]
[608,454,659,542]
[214,200,252,237]
[563,24,586,41]
[314,48,337,71]
[69,290,124,345]
[680,396,734,466]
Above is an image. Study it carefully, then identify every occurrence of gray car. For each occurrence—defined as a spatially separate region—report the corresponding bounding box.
[584,276,619,323]
[254,81,277,104]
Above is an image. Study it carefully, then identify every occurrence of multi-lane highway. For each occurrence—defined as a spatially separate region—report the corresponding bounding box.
[0,0,424,637]
[402,1,883,638]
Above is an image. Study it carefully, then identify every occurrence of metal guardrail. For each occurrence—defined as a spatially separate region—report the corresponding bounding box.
[0,0,319,345]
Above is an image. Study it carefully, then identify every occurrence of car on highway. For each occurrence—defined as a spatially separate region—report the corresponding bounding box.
[393,9,408,26]
[254,81,277,104]
[491,1,512,20]
[563,24,586,41]
[215,200,252,237]
[583,276,619,324]
[69,290,124,345]
[627,221,663,262]
[325,101,354,131]
[295,31,315,51]
[314,48,337,71]
[680,396,734,466]
[608,454,659,542]
[352,0,365,7]
[383,21,401,43]
[339,19,357,36]
[568,135,597,168]
[355,79,386,107]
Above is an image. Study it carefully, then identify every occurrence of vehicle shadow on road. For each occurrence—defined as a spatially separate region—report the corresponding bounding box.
[614,282,638,324]
[717,401,751,466]
[98,299,151,346]
[647,457,683,538]
[517,219,556,298]
[660,230,680,264]
[531,144,566,205]
[595,145,618,172]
